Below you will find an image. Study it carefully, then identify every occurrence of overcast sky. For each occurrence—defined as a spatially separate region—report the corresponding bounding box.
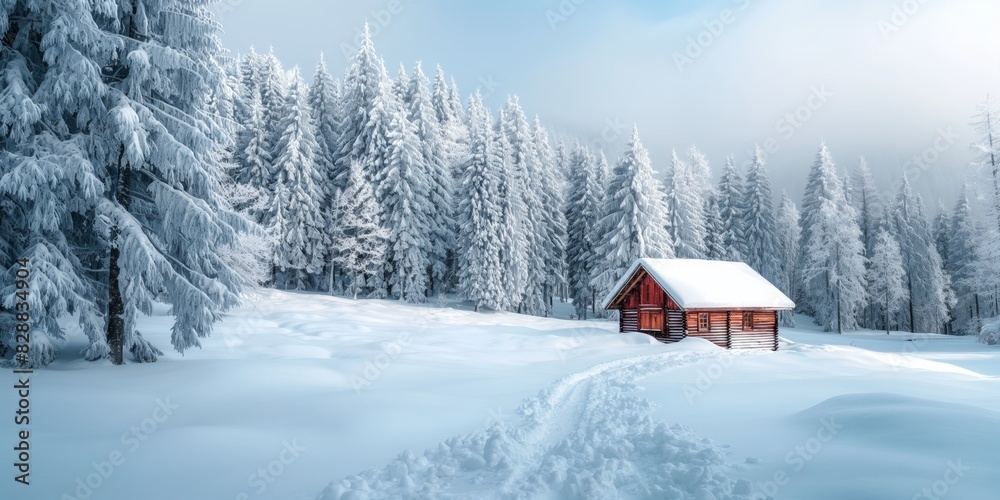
[214,0,1000,207]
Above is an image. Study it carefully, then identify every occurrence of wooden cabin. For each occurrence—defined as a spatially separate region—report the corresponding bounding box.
[601,258,795,350]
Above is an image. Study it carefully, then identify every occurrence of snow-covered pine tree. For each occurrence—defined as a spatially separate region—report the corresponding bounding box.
[332,161,390,299]
[565,145,603,319]
[850,157,883,256]
[73,0,244,363]
[800,197,868,334]
[888,175,952,333]
[868,228,908,334]
[741,146,782,283]
[392,63,409,103]
[269,68,326,290]
[308,54,341,208]
[716,155,746,261]
[237,92,273,223]
[405,62,453,293]
[664,150,708,259]
[494,108,529,311]
[591,126,674,301]
[775,193,801,327]
[947,186,984,333]
[334,23,387,194]
[456,95,507,311]
[259,48,288,155]
[798,146,867,332]
[381,107,432,303]
[687,145,715,202]
[703,192,727,261]
[502,97,548,314]
[531,117,569,314]
[970,95,1000,230]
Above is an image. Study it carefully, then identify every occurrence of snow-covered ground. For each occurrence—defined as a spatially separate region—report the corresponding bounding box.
[4,290,999,499]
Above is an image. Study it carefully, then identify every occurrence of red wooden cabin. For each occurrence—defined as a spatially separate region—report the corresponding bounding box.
[601,259,795,350]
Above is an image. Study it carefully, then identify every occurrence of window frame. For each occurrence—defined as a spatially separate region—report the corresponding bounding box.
[742,312,754,331]
[697,313,710,332]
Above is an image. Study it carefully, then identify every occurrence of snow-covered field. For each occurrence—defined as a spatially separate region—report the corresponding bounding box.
[4,290,999,500]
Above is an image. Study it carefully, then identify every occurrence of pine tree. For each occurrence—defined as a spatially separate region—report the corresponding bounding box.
[405,62,453,293]
[970,96,1000,230]
[742,146,781,283]
[381,108,432,303]
[716,155,746,261]
[664,150,708,259]
[332,161,389,299]
[494,108,529,311]
[888,175,952,333]
[456,96,506,311]
[799,145,868,332]
[868,228,908,334]
[591,127,674,300]
[531,118,569,314]
[775,194,801,327]
[703,192,727,260]
[947,186,984,333]
[269,69,326,290]
[334,23,387,194]
[850,157,883,256]
[565,145,603,319]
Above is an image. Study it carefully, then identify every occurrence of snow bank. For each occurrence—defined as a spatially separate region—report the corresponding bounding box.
[979,318,1000,345]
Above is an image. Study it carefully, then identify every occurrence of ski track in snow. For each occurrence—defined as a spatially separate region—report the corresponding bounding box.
[319,349,756,500]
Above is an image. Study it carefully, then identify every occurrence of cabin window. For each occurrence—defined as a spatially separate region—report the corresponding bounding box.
[742,312,754,331]
[697,313,710,332]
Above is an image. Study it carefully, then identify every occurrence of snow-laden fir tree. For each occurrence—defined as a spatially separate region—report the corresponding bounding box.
[259,48,288,153]
[664,150,708,259]
[868,228,908,334]
[4,0,249,364]
[308,54,341,207]
[565,145,604,319]
[502,97,549,314]
[431,66,468,183]
[703,192,727,260]
[775,193,801,327]
[380,108,432,303]
[269,69,326,290]
[405,62,453,293]
[531,118,568,313]
[687,145,715,202]
[742,146,782,283]
[888,175,952,333]
[970,95,1000,230]
[946,186,984,333]
[799,145,868,333]
[591,127,674,301]
[850,157,883,256]
[716,155,746,261]
[237,92,273,223]
[456,95,507,311]
[494,108,529,311]
[334,23,387,194]
[332,161,390,299]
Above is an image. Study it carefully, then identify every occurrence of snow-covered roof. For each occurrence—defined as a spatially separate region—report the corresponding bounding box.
[601,258,795,310]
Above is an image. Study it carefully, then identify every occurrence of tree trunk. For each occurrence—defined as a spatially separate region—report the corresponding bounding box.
[107,154,130,366]
[908,274,915,333]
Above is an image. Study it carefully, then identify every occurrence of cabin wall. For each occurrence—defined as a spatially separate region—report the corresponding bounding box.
[684,310,779,350]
